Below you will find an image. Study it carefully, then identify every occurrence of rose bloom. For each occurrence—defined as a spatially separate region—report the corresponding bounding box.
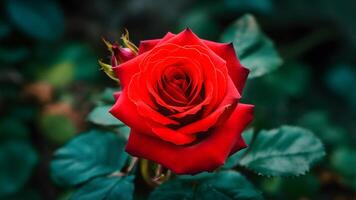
[110,29,254,174]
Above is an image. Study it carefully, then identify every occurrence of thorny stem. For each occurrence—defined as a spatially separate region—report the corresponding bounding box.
[140,159,171,187]
[108,156,139,178]
[109,171,125,177]
[126,157,139,173]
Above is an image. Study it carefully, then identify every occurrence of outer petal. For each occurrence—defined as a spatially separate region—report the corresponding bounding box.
[163,29,226,69]
[125,103,254,174]
[138,39,160,55]
[138,32,175,54]
[203,40,249,93]
[109,89,154,137]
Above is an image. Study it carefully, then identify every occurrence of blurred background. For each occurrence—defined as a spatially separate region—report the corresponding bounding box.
[1,0,356,199]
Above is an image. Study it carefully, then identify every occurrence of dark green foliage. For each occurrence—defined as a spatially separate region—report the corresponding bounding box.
[0,140,38,198]
[5,0,64,40]
[87,105,124,126]
[150,171,263,200]
[70,176,135,200]
[1,0,356,198]
[239,126,325,177]
[221,14,282,78]
[50,130,128,186]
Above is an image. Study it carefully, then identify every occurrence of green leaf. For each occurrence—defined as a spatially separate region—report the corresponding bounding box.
[50,130,128,186]
[149,171,263,200]
[70,176,134,200]
[177,9,219,39]
[37,43,99,88]
[100,88,119,104]
[223,129,254,169]
[331,147,356,190]
[0,140,38,197]
[221,14,282,78]
[331,147,356,177]
[265,62,310,97]
[194,184,231,200]
[325,64,356,107]
[38,61,74,88]
[149,178,194,200]
[57,43,99,81]
[116,126,130,140]
[223,0,274,14]
[297,111,349,146]
[200,171,263,200]
[5,0,64,40]
[39,114,76,144]
[239,126,325,176]
[87,105,124,126]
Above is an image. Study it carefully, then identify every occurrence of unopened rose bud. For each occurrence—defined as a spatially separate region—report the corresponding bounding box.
[111,45,136,66]
[100,30,139,82]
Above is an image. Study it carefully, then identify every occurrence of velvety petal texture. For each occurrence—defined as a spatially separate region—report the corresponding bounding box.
[110,29,253,174]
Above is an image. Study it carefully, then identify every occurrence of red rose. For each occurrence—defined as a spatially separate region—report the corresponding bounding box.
[110,29,254,174]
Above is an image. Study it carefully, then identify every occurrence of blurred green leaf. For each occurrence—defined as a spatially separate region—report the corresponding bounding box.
[50,130,128,186]
[38,61,74,88]
[259,177,282,195]
[223,0,274,14]
[100,88,118,104]
[265,62,310,97]
[239,126,325,176]
[177,9,219,39]
[325,64,356,107]
[0,47,29,63]
[116,125,130,140]
[87,105,124,126]
[10,105,38,122]
[221,14,282,78]
[57,44,99,81]
[0,140,38,198]
[70,176,134,200]
[260,174,320,198]
[150,171,263,200]
[39,114,76,144]
[0,21,11,39]
[297,111,349,146]
[3,189,41,200]
[0,118,29,139]
[331,147,356,190]
[58,190,73,200]
[280,174,320,199]
[5,0,64,41]
[37,43,99,88]
[223,129,254,169]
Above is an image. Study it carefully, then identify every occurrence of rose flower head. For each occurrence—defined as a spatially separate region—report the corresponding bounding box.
[109,28,254,175]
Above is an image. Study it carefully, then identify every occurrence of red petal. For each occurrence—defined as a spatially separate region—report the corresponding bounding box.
[164,29,226,69]
[113,92,121,101]
[125,103,254,174]
[138,32,175,54]
[203,40,249,93]
[176,76,240,135]
[109,89,154,137]
[112,54,143,88]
